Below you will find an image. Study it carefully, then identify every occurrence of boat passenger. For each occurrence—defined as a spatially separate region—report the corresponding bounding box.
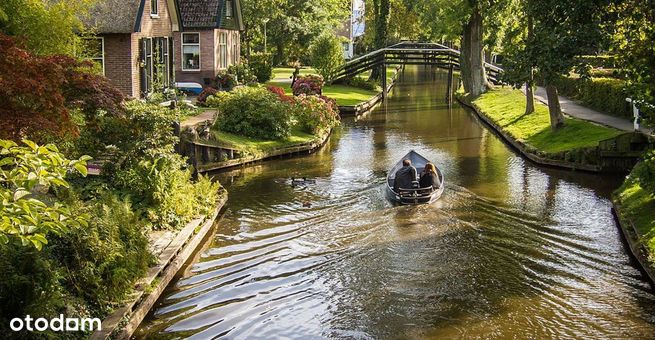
[394,159,418,190]
[419,162,441,189]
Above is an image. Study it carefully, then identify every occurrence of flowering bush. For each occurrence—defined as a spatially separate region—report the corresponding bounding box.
[292,74,324,96]
[197,87,218,105]
[266,85,296,104]
[293,95,340,135]
[212,87,293,139]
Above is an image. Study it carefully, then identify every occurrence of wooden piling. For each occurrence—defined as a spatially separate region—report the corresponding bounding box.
[446,63,454,104]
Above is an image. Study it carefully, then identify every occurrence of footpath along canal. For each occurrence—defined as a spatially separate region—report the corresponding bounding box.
[135,66,655,338]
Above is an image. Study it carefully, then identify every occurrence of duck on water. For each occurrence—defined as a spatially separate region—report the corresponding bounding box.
[386,150,445,205]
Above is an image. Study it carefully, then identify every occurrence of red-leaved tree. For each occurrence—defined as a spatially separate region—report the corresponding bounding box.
[0,33,124,142]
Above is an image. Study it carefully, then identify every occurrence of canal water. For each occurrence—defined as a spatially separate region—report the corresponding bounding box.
[135,67,655,338]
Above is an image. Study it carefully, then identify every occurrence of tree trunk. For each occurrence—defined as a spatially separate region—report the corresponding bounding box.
[460,5,488,97]
[525,82,535,114]
[524,7,534,114]
[545,84,565,130]
[369,0,389,82]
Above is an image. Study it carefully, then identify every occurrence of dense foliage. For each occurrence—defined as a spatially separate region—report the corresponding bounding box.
[0,0,94,56]
[249,52,273,83]
[207,86,340,140]
[346,76,380,91]
[0,140,90,250]
[610,1,655,126]
[635,150,655,195]
[197,87,219,105]
[552,77,630,119]
[293,75,325,96]
[309,33,345,82]
[228,62,257,85]
[240,0,349,64]
[0,34,124,144]
[78,101,221,230]
[294,95,340,135]
[215,70,238,91]
[209,87,294,139]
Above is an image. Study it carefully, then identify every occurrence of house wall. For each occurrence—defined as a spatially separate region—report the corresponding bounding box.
[102,34,133,95]
[173,30,216,85]
[174,29,240,86]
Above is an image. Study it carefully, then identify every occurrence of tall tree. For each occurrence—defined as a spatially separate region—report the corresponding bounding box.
[528,0,615,130]
[499,0,535,114]
[241,0,349,65]
[366,0,391,81]
[611,0,655,126]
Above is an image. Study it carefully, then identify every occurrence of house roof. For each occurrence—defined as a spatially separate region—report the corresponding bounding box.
[177,0,244,30]
[178,0,220,28]
[86,0,142,34]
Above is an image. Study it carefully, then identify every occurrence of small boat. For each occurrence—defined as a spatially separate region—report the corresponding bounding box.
[386,150,445,205]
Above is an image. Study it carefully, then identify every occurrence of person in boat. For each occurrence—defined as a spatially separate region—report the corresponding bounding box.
[419,162,441,189]
[394,159,418,190]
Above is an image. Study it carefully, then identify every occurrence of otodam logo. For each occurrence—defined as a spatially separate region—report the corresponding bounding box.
[10,315,101,332]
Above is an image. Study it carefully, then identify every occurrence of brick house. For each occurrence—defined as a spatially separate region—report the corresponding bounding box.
[175,0,245,86]
[85,0,243,97]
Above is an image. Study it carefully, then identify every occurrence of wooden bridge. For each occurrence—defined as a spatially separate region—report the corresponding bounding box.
[332,41,504,101]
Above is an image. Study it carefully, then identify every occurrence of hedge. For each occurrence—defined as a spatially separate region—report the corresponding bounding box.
[553,76,631,119]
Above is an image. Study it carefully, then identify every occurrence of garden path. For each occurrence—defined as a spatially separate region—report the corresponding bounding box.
[523,86,652,135]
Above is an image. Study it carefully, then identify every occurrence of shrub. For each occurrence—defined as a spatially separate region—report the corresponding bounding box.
[50,192,152,310]
[249,52,273,83]
[215,70,238,91]
[309,33,344,82]
[266,85,295,104]
[293,74,324,96]
[636,150,655,195]
[211,87,293,139]
[228,62,257,85]
[553,76,630,119]
[347,76,379,91]
[0,33,124,143]
[0,139,90,250]
[197,87,219,105]
[293,95,340,135]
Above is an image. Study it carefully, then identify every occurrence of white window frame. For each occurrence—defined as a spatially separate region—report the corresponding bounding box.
[219,32,227,69]
[181,32,201,72]
[151,0,159,18]
[232,32,238,65]
[87,37,105,76]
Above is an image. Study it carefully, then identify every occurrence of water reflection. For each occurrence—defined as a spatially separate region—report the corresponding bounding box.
[135,66,655,339]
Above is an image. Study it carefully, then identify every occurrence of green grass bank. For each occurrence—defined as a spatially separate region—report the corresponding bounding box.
[267,67,397,106]
[471,88,623,153]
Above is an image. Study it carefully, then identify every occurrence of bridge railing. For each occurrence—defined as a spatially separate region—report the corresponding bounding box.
[331,41,503,84]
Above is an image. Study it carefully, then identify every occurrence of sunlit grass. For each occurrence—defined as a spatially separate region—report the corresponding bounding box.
[267,66,398,106]
[212,129,317,154]
[473,88,623,153]
[614,166,655,264]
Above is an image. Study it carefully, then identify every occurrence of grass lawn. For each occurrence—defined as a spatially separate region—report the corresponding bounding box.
[614,164,655,264]
[267,66,399,106]
[271,67,317,81]
[472,88,623,153]
[211,128,318,155]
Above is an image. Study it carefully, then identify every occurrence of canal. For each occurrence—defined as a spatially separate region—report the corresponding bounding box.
[135,67,655,338]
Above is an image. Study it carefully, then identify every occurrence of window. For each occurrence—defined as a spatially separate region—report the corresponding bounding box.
[232,32,239,64]
[219,32,227,69]
[225,0,233,18]
[85,37,105,75]
[182,33,200,71]
[151,0,158,16]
